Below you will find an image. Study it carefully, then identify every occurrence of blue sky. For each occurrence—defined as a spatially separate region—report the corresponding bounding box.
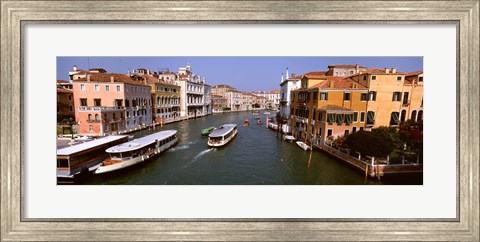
[57,57,423,92]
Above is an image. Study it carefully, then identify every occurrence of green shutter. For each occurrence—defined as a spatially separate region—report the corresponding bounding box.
[346,114,352,123]
[367,111,375,122]
[336,114,344,124]
[327,113,335,123]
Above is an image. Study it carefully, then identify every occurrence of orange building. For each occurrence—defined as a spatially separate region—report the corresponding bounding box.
[290,67,423,144]
[57,87,75,122]
[290,74,368,144]
[72,73,152,136]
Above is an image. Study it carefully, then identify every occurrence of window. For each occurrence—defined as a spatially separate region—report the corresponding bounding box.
[344,93,351,101]
[419,77,424,82]
[95,114,100,121]
[369,91,377,101]
[88,114,92,121]
[360,112,365,122]
[390,112,400,125]
[352,127,357,133]
[80,84,85,91]
[353,112,358,122]
[94,84,99,91]
[327,113,335,123]
[327,129,333,137]
[403,92,409,104]
[105,85,110,91]
[312,92,318,100]
[94,99,101,106]
[80,98,87,106]
[392,92,401,101]
[318,112,323,121]
[371,75,376,80]
[397,76,402,81]
[360,127,364,131]
[69,106,73,112]
[411,110,417,120]
[88,125,93,132]
[367,111,375,124]
[345,114,353,124]
[116,85,121,91]
[336,114,344,124]
[360,93,368,101]
[320,92,328,100]
[344,130,350,136]
[68,95,72,100]
[363,75,367,81]
[125,99,129,107]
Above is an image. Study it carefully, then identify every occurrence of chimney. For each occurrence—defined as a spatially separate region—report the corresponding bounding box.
[286,67,289,79]
[391,68,397,74]
[87,75,91,82]
[147,69,150,75]
[385,68,390,74]
[291,73,296,77]
[329,80,334,88]
[110,76,114,83]
[73,65,77,71]
[127,71,130,75]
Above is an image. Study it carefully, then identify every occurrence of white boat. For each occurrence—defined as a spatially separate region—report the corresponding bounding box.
[208,124,238,147]
[283,135,295,142]
[94,130,178,174]
[212,109,224,114]
[267,122,279,131]
[263,111,271,115]
[296,141,311,151]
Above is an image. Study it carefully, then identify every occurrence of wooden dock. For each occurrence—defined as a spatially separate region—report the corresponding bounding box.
[317,143,423,178]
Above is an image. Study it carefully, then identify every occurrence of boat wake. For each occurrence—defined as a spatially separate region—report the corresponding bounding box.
[193,148,215,160]
[168,145,189,152]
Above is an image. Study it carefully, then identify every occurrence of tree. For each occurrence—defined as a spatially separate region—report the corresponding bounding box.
[344,129,398,157]
[399,119,423,153]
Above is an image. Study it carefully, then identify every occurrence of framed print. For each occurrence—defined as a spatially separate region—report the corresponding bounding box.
[1,0,479,241]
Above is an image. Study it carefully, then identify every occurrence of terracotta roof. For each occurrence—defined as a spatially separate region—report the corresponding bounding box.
[213,84,235,89]
[328,64,366,69]
[73,73,149,86]
[318,105,353,112]
[303,76,367,89]
[405,70,423,76]
[57,87,73,94]
[359,68,406,75]
[303,71,327,76]
[57,80,70,84]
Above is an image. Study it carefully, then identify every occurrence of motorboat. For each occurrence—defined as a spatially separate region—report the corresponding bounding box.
[94,130,178,174]
[207,124,238,147]
[296,141,311,151]
[201,127,216,136]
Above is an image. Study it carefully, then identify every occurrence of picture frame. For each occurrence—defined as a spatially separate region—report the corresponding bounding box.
[1,0,478,241]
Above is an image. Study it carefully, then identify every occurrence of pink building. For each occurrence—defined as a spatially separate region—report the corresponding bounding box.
[72,73,152,136]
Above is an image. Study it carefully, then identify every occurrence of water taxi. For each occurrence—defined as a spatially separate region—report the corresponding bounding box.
[296,141,311,151]
[94,130,178,174]
[201,127,216,136]
[208,124,237,147]
[56,135,129,184]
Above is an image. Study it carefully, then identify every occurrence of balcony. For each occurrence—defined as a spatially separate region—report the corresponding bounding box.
[78,106,125,112]
[402,102,410,107]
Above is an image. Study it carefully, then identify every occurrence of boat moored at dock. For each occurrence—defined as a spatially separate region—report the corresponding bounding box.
[56,135,129,183]
[207,124,238,147]
[296,141,311,151]
[94,130,178,174]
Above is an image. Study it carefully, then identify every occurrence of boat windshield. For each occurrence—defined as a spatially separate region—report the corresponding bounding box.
[109,151,132,159]
[208,136,223,144]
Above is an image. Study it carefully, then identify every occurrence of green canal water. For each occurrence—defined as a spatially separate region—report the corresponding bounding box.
[81,111,422,185]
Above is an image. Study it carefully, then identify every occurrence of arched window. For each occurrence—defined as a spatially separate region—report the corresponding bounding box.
[88,125,93,132]
[95,114,99,121]
[400,110,407,124]
[88,114,92,121]
[411,110,417,121]
[417,110,423,122]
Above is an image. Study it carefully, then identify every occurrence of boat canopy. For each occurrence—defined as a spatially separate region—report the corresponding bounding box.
[56,135,128,156]
[106,130,177,153]
[208,124,237,138]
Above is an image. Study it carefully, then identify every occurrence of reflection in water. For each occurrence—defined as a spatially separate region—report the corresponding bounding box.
[82,111,422,185]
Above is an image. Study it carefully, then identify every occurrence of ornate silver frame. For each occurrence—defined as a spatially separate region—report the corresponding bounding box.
[1,1,478,241]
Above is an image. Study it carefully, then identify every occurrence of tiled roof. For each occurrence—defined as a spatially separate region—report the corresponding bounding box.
[73,73,149,86]
[57,80,70,84]
[303,76,367,89]
[405,70,423,76]
[318,105,353,112]
[328,64,366,69]
[303,71,327,76]
[57,87,73,94]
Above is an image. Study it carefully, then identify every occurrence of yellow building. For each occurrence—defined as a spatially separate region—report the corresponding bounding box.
[290,74,368,144]
[290,68,423,144]
[349,68,423,128]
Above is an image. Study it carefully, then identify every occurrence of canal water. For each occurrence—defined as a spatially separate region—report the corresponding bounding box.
[81,111,422,185]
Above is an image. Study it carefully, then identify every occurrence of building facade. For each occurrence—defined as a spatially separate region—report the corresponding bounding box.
[72,73,152,136]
